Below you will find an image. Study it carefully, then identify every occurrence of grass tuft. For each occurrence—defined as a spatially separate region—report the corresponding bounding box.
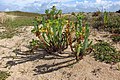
[0,70,10,80]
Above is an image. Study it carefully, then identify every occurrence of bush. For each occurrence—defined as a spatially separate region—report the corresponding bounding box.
[116,10,120,13]
[92,12,104,30]
[31,6,68,53]
[31,6,92,61]
[92,42,120,64]
[92,12,120,34]
[106,14,120,34]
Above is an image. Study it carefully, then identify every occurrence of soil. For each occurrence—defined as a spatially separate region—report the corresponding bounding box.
[0,25,120,80]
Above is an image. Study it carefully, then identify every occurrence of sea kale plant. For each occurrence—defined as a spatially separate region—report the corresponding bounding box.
[31,6,92,61]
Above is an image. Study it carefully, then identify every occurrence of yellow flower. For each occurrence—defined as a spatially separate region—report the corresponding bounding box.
[82,27,85,32]
[48,31,54,35]
[39,29,47,33]
[66,20,69,23]
[79,32,82,36]
[46,23,49,27]
[65,28,69,33]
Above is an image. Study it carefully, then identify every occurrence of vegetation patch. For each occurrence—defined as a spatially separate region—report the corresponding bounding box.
[2,17,35,29]
[0,70,10,80]
[0,12,40,39]
[0,30,17,39]
[92,42,120,64]
[106,13,120,34]
[92,11,120,34]
[30,6,92,61]
[110,34,120,42]
[5,11,40,17]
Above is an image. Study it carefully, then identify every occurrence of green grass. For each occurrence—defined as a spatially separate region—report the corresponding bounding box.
[3,11,41,29]
[5,11,40,17]
[0,11,41,39]
[0,17,35,39]
[3,17,34,28]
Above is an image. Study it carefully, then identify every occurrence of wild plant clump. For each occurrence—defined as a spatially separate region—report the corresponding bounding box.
[31,6,67,53]
[0,70,10,80]
[92,11,104,30]
[70,13,92,60]
[110,34,120,42]
[92,42,120,64]
[105,12,120,34]
[92,11,120,34]
[31,6,92,61]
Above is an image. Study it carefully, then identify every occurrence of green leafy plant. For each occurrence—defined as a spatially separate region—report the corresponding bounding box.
[69,13,92,61]
[92,41,120,64]
[0,70,10,80]
[31,6,68,53]
[31,6,92,61]
[103,11,108,26]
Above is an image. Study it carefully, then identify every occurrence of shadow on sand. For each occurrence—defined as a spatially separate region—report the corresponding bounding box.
[2,47,77,75]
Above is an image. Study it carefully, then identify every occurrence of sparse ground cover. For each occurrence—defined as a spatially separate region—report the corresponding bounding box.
[0,8,120,80]
[5,11,40,17]
[92,41,120,63]
[0,12,40,39]
[0,70,10,80]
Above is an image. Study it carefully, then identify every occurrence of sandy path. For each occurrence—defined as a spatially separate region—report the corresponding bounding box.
[0,26,120,80]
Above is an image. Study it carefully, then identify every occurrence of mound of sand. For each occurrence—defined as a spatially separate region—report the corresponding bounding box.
[0,26,120,80]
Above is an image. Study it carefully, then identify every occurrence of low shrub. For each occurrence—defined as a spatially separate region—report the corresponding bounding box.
[31,6,92,61]
[92,42,120,64]
[92,11,120,34]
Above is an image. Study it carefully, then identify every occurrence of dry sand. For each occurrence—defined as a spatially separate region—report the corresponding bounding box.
[0,26,120,80]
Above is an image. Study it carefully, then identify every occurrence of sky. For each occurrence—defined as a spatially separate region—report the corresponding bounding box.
[0,0,120,13]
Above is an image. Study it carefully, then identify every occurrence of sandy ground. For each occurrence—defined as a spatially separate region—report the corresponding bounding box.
[0,26,120,80]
